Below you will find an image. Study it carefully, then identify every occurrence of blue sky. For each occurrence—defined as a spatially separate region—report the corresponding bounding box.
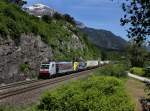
[26,0,128,40]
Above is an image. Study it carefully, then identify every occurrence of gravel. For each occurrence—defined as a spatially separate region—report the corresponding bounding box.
[0,69,95,107]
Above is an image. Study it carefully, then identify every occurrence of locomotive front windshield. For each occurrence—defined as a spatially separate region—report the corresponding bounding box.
[40,64,49,69]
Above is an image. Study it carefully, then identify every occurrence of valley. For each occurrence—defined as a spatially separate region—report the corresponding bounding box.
[0,0,150,111]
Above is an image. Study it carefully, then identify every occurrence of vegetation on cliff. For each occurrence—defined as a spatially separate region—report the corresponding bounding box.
[0,0,100,61]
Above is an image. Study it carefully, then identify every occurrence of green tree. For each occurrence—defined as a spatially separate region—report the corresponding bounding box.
[127,44,148,67]
[9,0,27,7]
[63,14,76,25]
[20,63,30,74]
[53,12,63,20]
[120,0,150,46]
[101,50,107,60]
[42,15,52,24]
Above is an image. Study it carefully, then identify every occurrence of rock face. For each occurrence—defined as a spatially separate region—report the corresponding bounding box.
[0,34,52,83]
[0,2,99,84]
[0,33,86,84]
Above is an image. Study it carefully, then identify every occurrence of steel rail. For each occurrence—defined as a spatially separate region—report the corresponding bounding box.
[0,69,95,100]
[0,79,39,90]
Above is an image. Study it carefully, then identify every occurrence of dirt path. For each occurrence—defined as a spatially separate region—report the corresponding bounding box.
[126,78,146,111]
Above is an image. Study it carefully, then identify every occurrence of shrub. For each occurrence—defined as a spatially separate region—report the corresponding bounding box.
[37,76,134,111]
[53,12,63,20]
[20,63,30,73]
[144,67,150,77]
[95,64,127,77]
[129,67,145,76]
[63,14,76,25]
[41,15,52,24]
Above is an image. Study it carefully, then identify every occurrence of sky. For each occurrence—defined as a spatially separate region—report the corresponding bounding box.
[26,0,128,40]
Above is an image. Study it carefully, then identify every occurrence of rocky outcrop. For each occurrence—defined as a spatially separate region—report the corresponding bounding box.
[0,2,99,84]
[0,34,52,83]
[0,32,87,84]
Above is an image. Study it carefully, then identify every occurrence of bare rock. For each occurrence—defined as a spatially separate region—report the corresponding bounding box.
[0,34,52,83]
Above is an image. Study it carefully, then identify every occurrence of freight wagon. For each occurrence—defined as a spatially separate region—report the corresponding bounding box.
[56,62,73,74]
[39,60,109,78]
[86,60,99,69]
[78,62,87,71]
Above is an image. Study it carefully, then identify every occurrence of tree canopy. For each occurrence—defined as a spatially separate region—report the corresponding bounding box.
[120,0,150,46]
[9,0,27,6]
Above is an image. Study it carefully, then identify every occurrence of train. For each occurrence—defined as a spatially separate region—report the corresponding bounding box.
[39,60,110,78]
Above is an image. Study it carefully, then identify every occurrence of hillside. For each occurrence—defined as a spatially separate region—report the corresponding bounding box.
[81,27,127,51]
[24,3,127,52]
[0,1,100,83]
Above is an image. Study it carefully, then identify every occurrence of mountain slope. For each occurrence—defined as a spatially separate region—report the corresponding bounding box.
[81,27,127,51]
[24,3,127,51]
[0,1,100,83]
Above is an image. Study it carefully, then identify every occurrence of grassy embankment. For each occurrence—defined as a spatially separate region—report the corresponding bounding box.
[0,64,136,111]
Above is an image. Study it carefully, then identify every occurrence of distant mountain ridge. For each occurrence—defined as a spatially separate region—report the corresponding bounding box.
[75,21,86,29]
[81,27,127,51]
[24,3,127,51]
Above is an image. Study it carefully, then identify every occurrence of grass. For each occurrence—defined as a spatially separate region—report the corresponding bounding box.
[94,63,127,78]
[129,67,145,76]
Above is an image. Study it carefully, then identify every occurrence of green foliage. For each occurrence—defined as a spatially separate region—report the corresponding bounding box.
[107,51,126,61]
[127,44,148,67]
[20,63,30,73]
[63,14,76,25]
[37,76,134,111]
[100,49,126,61]
[41,15,52,24]
[53,12,63,20]
[121,0,150,46]
[144,67,150,77]
[144,60,150,67]
[9,0,27,7]
[130,67,145,76]
[0,0,100,61]
[94,64,127,78]
[101,50,107,60]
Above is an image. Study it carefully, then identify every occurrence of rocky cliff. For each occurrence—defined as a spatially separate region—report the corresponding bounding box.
[0,34,52,83]
[0,32,89,83]
[0,1,99,83]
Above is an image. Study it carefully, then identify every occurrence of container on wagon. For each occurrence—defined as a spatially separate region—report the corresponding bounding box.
[56,62,73,74]
[86,60,99,68]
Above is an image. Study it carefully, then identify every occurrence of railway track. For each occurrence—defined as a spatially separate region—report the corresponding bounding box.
[0,79,39,90]
[0,69,95,100]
